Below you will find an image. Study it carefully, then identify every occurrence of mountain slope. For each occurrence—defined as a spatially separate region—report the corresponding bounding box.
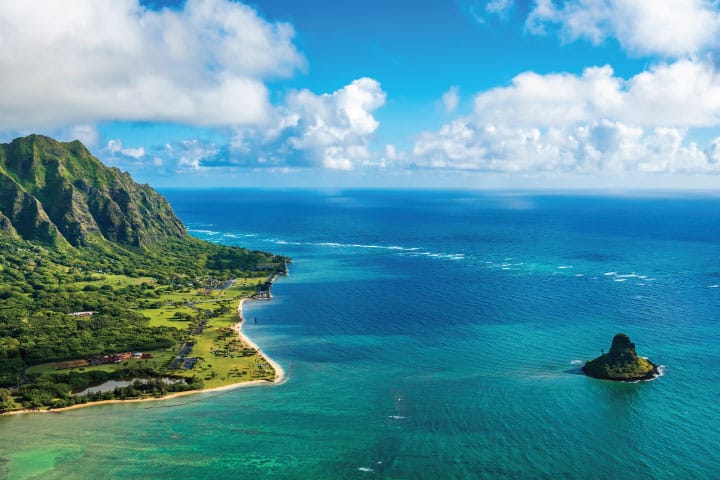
[0,135,185,247]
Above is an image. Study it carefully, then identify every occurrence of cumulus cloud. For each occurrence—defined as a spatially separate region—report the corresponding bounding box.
[412,60,720,174]
[442,86,461,113]
[69,125,99,148]
[0,0,304,130]
[473,60,720,128]
[526,0,720,57]
[106,139,146,159]
[231,78,387,170]
[171,139,219,171]
[413,119,718,174]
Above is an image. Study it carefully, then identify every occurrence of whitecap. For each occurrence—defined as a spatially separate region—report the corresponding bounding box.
[604,271,617,276]
[616,273,639,278]
[222,233,258,238]
[575,274,584,277]
[317,242,343,248]
[642,364,665,382]
[709,285,719,288]
[315,241,423,252]
[188,229,220,235]
[614,278,627,282]
[358,467,375,473]
[388,415,406,420]
[570,360,583,366]
[557,265,573,269]
[274,240,303,245]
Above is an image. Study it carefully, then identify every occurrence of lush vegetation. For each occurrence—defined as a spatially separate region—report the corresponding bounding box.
[0,134,288,412]
[0,233,287,411]
[0,134,185,247]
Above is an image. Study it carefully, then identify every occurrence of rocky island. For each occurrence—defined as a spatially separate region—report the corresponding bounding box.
[583,333,660,381]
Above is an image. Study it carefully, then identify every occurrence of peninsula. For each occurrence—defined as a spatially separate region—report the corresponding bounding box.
[0,135,288,413]
[583,333,660,381]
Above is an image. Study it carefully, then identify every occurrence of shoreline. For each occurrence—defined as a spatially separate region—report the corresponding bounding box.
[2,292,285,416]
[234,297,286,384]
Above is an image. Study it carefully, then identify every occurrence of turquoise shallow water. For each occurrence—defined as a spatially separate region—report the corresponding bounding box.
[2,190,719,479]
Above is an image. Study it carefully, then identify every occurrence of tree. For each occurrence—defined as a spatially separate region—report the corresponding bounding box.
[0,388,18,412]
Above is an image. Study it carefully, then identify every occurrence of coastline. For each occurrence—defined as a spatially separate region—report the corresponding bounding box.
[234,297,286,384]
[2,293,285,416]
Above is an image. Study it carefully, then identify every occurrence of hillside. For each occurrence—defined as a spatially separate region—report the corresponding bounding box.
[0,135,185,247]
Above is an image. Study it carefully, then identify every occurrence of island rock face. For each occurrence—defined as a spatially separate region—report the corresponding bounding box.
[583,333,659,381]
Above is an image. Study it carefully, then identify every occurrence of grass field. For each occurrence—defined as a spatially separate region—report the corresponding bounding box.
[26,273,277,390]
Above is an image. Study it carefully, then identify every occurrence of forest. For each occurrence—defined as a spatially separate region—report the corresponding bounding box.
[0,233,287,411]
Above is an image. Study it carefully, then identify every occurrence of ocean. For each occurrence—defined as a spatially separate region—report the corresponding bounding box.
[2,190,719,479]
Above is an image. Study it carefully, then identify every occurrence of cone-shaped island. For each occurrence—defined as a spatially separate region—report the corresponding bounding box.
[583,333,660,381]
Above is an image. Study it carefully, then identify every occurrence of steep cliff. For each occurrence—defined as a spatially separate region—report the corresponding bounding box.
[0,135,185,247]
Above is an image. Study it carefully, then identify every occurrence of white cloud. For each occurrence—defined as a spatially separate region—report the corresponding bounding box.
[121,147,146,159]
[413,60,720,174]
[0,0,304,130]
[69,125,99,147]
[106,139,146,159]
[462,0,515,24]
[473,60,720,128]
[526,0,720,57]
[486,0,514,15]
[232,78,387,170]
[413,118,718,174]
[442,86,461,113]
[385,144,399,161]
[473,65,621,127]
[174,139,217,170]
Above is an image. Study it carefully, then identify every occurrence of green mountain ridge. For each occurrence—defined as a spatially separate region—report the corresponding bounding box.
[0,134,185,247]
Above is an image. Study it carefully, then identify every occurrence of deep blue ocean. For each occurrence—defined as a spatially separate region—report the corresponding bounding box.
[1,190,719,479]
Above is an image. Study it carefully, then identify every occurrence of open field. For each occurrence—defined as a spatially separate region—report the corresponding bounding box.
[23,273,276,396]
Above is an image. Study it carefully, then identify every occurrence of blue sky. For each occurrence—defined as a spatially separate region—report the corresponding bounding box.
[2,0,720,189]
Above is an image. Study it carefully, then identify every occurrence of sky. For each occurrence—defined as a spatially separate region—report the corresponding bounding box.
[2,0,720,189]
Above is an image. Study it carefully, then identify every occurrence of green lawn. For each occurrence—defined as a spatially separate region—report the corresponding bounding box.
[189,320,273,389]
[22,275,276,399]
[140,305,198,328]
